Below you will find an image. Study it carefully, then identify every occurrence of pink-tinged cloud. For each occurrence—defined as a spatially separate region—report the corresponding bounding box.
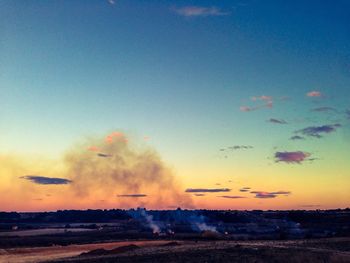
[105,131,125,144]
[266,101,273,108]
[240,106,252,112]
[87,146,99,152]
[251,95,273,101]
[240,102,273,112]
[275,151,311,164]
[174,6,229,17]
[307,91,322,97]
[240,95,273,112]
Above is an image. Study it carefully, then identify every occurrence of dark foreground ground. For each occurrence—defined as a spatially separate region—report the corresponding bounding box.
[1,238,349,263]
[48,238,350,263]
[1,209,349,262]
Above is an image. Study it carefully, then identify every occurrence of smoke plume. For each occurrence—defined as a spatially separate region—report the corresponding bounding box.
[64,131,192,209]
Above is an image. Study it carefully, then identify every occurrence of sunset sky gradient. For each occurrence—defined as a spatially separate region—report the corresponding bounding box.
[1,0,350,211]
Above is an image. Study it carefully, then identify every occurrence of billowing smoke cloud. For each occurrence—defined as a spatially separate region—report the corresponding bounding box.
[117,194,147,198]
[129,208,160,233]
[267,118,287,124]
[296,124,341,138]
[21,175,72,185]
[185,188,231,193]
[275,151,311,164]
[65,131,192,208]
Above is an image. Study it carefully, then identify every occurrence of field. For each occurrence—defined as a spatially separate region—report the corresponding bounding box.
[1,209,350,262]
[1,238,350,263]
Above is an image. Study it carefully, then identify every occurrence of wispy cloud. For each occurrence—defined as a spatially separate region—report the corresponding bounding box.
[239,187,251,192]
[97,153,112,158]
[306,91,322,97]
[217,195,246,199]
[174,6,229,17]
[296,124,341,138]
[269,191,291,195]
[117,194,147,198]
[267,118,287,124]
[21,175,72,185]
[227,145,253,150]
[251,191,291,199]
[346,109,350,119]
[240,95,273,112]
[311,107,336,113]
[107,0,116,5]
[290,135,305,140]
[194,193,206,197]
[300,204,321,208]
[251,95,272,102]
[274,151,311,164]
[185,188,231,193]
[253,192,276,198]
[240,102,273,112]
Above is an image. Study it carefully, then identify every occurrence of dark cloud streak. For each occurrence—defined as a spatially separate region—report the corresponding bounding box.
[275,151,311,164]
[185,188,231,193]
[117,194,147,198]
[268,118,287,124]
[21,175,72,185]
[217,195,246,199]
[296,124,341,138]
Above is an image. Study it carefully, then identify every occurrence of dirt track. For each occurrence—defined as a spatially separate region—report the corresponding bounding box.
[0,240,170,263]
[1,238,350,263]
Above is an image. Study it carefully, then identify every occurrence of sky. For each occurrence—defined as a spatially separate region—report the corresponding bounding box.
[1,0,350,211]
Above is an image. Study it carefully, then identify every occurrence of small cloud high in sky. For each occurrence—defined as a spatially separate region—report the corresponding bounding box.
[290,135,305,140]
[268,118,288,124]
[311,107,337,113]
[296,124,341,138]
[174,6,229,17]
[1,0,349,211]
[306,91,322,97]
[274,151,311,164]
